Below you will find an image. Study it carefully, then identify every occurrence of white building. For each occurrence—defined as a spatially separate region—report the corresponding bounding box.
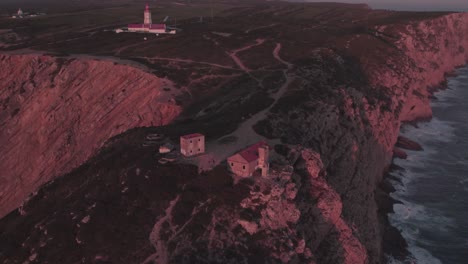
[127,4,175,34]
[180,133,205,157]
[128,23,167,34]
[227,142,270,177]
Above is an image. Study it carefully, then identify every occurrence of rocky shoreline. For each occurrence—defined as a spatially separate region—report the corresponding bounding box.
[379,68,467,262]
[255,12,468,263]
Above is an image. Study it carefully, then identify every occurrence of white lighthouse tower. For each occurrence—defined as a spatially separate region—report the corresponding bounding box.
[144,4,152,25]
[17,8,23,17]
[127,4,174,34]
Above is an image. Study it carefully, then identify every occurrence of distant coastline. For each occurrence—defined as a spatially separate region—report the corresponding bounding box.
[285,0,468,12]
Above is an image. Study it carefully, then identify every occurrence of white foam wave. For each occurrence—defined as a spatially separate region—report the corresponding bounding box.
[400,118,455,144]
[391,201,454,232]
[432,75,467,108]
[388,67,468,263]
[408,247,442,264]
[384,254,404,264]
[389,201,448,264]
[385,248,443,264]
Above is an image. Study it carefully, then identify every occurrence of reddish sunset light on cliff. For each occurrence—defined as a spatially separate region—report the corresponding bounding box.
[1,1,467,263]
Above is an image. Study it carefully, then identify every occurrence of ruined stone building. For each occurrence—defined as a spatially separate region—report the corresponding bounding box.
[180,133,205,157]
[227,142,270,177]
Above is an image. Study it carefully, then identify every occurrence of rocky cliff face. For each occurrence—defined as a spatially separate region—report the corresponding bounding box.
[254,12,468,263]
[0,55,181,217]
[371,13,468,122]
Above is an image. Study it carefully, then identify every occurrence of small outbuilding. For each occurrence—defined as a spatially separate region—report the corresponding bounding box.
[128,23,167,34]
[180,133,205,157]
[227,142,270,177]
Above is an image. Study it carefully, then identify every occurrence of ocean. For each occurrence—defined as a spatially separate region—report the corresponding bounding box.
[388,66,468,264]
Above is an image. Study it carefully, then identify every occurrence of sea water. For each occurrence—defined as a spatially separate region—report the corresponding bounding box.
[387,66,468,264]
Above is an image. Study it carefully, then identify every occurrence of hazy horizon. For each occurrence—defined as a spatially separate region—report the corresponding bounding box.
[290,0,468,11]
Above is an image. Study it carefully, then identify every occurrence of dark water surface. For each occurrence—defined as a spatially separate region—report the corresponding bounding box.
[388,66,468,264]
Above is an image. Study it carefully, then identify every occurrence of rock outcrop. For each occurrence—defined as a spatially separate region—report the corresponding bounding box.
[395,136,423,151]
[254,12,468,263]
[370,13,468,122]
[0,55,181,217]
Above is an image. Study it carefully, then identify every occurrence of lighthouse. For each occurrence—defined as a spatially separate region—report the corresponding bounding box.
[127,4,175,34]
[144,4,152,25]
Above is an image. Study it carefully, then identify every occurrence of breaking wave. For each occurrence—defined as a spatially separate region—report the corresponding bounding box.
[387,66,468,264]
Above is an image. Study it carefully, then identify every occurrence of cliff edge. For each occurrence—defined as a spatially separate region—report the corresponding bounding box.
[0,55,181,217]
[254,12,468,263]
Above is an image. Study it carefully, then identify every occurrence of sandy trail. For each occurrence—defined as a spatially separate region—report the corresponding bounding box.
[227,39,265,72]
[144,56,238,70]
[245,24,278,34]
[144,194,181,264]
[144,194,211,264]
[273,43,293,68]
[193,43,294,172]
[115,40,153,56]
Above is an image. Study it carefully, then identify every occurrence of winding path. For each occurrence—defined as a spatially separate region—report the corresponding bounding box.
[146,56,238,70]
[143,194,212,264]
[227,39,266,72]
[194,43,295,172]
[144,194,181,264]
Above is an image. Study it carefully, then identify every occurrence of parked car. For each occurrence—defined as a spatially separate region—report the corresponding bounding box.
[159,143,174,154]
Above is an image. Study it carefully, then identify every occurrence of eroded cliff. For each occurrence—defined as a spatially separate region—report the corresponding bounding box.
[0,55,181,217]
[253,12,468,263]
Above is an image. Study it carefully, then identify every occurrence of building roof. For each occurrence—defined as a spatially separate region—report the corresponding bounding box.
[181,133,204,140]
[228,153,248,164]
[228,141,268,163]
[150,24,166,29]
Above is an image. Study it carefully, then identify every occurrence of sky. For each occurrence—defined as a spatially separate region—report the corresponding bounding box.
[296,0,468,11]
